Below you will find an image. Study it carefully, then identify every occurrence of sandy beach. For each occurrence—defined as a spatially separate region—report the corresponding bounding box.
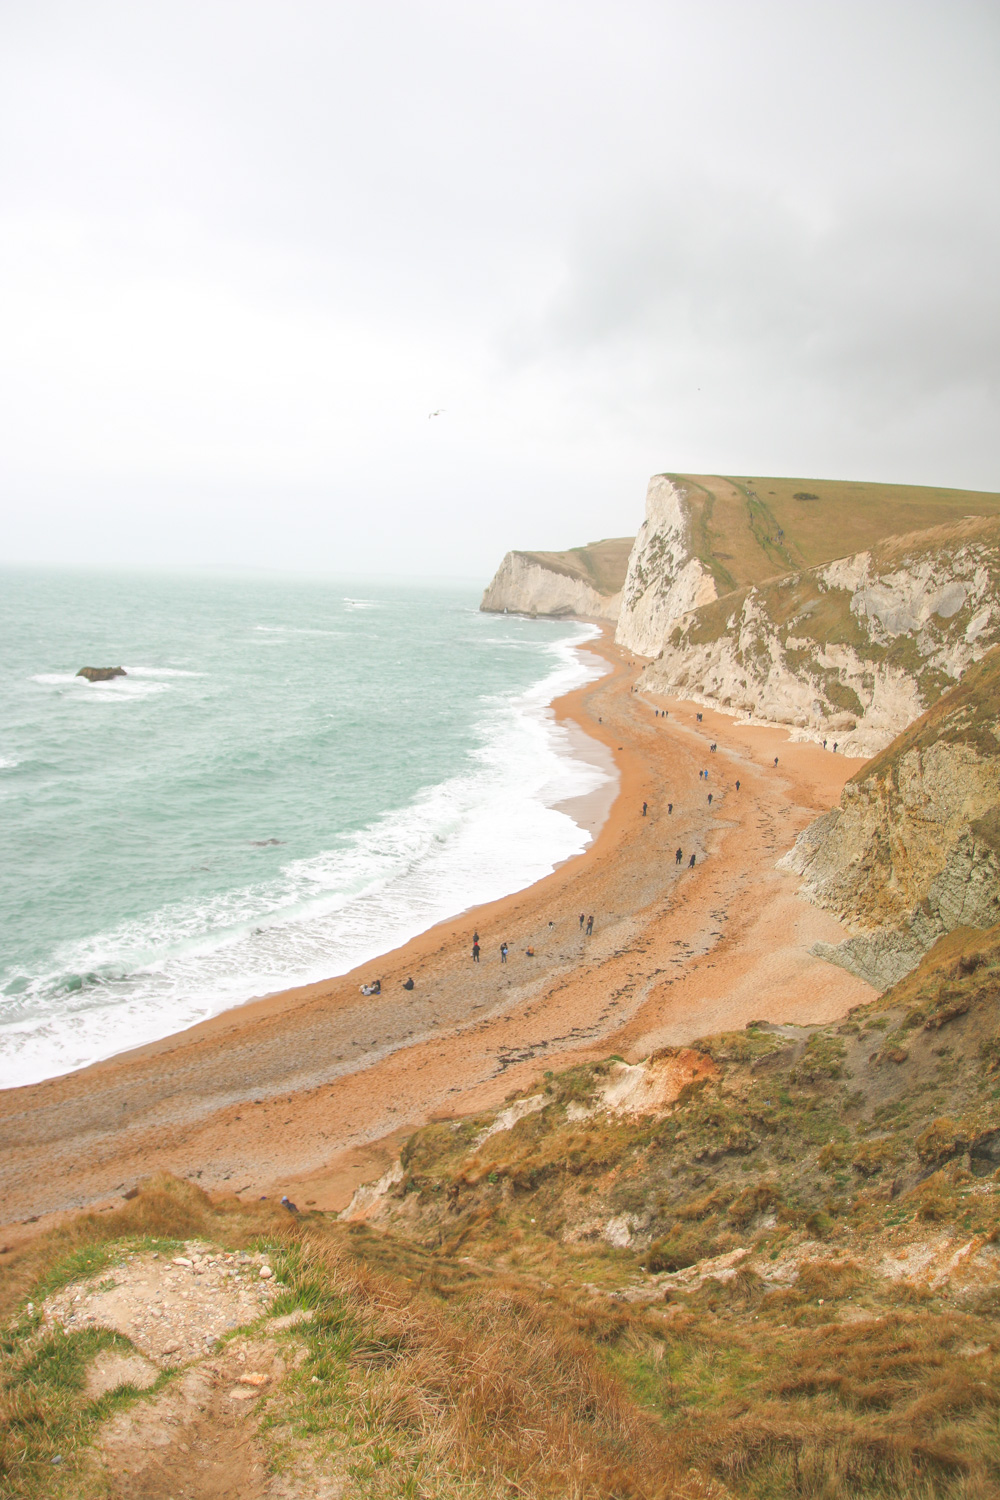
[0,630,875,1239]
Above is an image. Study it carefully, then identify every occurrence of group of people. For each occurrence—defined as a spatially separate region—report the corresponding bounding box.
[471,930,510,964]
[469,914,595,964]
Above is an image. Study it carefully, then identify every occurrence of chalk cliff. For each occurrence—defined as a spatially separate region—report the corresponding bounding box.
[615,476,717,655]
[480,538,632,621]
[636,516,1000,756]
[780,649,1000,989]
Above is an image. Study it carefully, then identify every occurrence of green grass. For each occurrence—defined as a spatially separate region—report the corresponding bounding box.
[671,473,1000,592]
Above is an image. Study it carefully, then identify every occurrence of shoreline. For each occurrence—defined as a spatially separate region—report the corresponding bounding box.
[1,619,617,1093]
[0,629,876,1238]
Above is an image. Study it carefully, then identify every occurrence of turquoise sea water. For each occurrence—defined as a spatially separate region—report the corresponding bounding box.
[0,568,612,1088]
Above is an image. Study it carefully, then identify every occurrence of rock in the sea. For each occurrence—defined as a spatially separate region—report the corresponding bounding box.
[77,667,127,682]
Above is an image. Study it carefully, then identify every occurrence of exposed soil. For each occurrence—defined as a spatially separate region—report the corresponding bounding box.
[41,1243,339,1499]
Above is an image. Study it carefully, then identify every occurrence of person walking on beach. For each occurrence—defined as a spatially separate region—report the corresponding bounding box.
[642,801,647,816]
[675,847,683,864]
[667,802,673,814]
[579,912,585,928]
[472,939,480,963]
[689,852,696,867]
[585,914,594,936]
[735,780,740,791]
[500,942,508,964]
[707,792,713,804]
[774,757,779,767]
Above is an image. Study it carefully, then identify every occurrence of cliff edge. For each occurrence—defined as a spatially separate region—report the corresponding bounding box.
[480,537,632,620]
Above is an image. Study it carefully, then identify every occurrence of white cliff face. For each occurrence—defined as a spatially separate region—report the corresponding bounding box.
[637,525,1000,756]
[480,552,621,621]
[615,476,717,656]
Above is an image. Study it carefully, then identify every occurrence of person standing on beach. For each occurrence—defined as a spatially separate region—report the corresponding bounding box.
[735,780,740,791]
[707,792,713,804]
[472,939,480,963]
[667,802,673,814]
[579,912,585,928]
[500,942,508,964]
[689,852,696,867]
[675,848,683,864]
[586,914,594,935]
[642,801,647,816]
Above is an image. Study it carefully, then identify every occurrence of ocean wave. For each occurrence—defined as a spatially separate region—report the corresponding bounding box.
[0,626,613,1089]
[0,757,18,771]
[125,666,205,677]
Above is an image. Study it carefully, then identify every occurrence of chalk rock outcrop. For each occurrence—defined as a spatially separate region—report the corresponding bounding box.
[480,538,632,621]
[637,516,1000,756]
[615,475,717,656]
[781,649,1000,988]
[77,666,127,682]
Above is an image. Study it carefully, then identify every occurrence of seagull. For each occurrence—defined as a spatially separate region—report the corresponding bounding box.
[428,409,445,419]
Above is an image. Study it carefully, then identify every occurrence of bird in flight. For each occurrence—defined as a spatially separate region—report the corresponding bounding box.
[428,409,445,419]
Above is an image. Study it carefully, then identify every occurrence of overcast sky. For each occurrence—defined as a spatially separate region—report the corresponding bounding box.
[1,0,997,580]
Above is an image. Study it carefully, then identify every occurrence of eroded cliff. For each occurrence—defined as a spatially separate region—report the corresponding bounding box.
[781,649,1000,988]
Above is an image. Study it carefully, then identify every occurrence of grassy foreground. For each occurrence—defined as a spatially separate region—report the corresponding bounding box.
[4,927,1000,1498]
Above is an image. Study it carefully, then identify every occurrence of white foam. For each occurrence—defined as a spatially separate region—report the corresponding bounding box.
[30,671,171,697]
[0,627,614,1088]
[124,666,204,677]
[0,757,17,771]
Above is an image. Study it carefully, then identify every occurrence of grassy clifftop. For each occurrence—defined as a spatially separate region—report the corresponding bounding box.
[672,474,1000,597]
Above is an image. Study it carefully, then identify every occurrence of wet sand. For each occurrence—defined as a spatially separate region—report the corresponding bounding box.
[0,631,875,1235]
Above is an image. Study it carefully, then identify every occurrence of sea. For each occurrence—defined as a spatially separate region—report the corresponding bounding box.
[0,568,615,1091]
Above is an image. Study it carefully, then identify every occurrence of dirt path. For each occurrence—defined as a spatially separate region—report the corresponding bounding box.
[0,636,873,1233]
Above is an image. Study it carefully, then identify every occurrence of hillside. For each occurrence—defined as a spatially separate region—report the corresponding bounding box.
[8,923,1000,1499]
[781,647,1000,988]
[480,537,633,620]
